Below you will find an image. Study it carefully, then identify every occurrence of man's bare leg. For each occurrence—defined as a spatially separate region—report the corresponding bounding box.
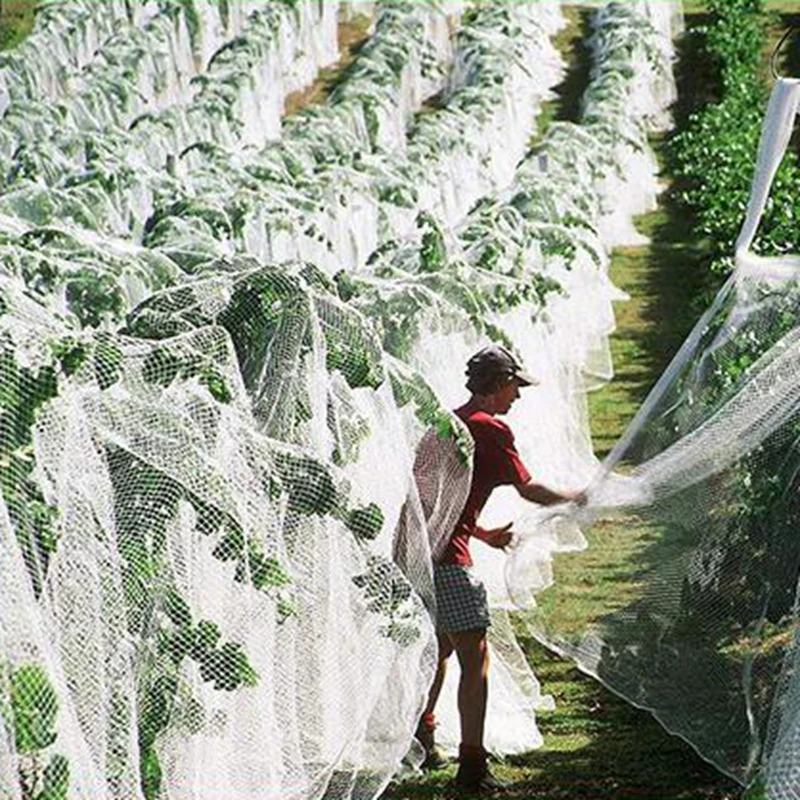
[423,633,455,716]
[450,629,504,791]
[450,629,489,747]
[416,633,455,768]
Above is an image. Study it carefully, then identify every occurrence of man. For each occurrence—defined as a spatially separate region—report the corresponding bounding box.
[416,344,583,793]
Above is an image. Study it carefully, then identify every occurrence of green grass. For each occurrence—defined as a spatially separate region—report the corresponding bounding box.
[0,0,35,51]
[528,5,593,149]
[586,179,718,460]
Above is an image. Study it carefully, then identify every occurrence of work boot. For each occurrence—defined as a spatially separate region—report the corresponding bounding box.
[454,745,510,795]
[415,713,447,770]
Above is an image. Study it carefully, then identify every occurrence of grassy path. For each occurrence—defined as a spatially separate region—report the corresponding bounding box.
[510,6,738,797]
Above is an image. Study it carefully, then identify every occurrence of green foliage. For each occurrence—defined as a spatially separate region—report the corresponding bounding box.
[38,754,70,800]
[276,452,340,516]
[137,267,384,397]
[333,270,361,303]
[142,348,180,386]
[211,519,294,596]
[141,345,233,404]
[106,446,275,798]
[7,664,71,800]
[610,3,800,770]
[672,0,800,271]
[94,333,124,390]
[539,228,578,265]
[669,0,800,674]
[324,325,384,390]
[352,555,420,646]
[743,777,767,800]
[685,281,800,607]
[248,551,293,593]
[50,333,123,390]
[346,503,385,541]
[65,269,126,327]
[417,212,447,273]
[346,279,426,362]
[388,366,472,468]
[199,367,232,403]
[329,394,371,467]
[378,182,418,208]
[144,198,233,246]
[11,665,58,754]
[51,338,89,377]
[0,341,61,598]
[198,641,259,691]
[665,2,800,691]
[175,0,200,50]
[140,747,163,800]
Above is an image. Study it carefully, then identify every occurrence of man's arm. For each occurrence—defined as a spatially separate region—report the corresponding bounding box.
[515,480,584,507]
[473,522,513,549]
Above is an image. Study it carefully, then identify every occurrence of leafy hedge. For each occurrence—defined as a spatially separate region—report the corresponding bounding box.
[673,0,800,272]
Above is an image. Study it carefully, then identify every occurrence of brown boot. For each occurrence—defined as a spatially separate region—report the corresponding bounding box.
[415,713,447,770]
[455,745,509,794]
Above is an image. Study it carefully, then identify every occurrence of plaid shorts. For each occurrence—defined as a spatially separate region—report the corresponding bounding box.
[434,564,490,633]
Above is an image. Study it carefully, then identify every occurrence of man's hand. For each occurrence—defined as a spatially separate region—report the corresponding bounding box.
[476,522,514,550]
[566,489,588,507]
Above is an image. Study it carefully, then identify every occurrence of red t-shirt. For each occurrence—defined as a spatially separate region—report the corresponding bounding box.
[440,404,531,567]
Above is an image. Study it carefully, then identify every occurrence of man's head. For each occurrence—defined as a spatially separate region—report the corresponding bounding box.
[465,345,537,414]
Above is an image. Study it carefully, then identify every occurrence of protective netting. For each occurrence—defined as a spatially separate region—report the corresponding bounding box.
[0,1,683,799]
[0,269,458,800]
[512,78,800,799]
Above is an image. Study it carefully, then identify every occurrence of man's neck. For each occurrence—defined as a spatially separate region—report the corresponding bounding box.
[464,394,496,416]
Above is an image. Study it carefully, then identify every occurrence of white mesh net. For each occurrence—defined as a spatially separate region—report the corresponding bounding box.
[512,78,800,799]
[0,268,466,799]
[0,1,692,799]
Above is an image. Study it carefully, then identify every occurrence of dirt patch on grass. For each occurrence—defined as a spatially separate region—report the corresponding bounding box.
[283,14,372,118]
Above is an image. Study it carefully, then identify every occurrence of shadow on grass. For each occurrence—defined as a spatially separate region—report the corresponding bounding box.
[526,5,594,151]
[551,7,594,126]
[508,645,740,798]
[385,643,740,800]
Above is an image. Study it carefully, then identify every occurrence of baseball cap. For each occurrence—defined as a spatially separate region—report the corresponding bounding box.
[465,344,539,387]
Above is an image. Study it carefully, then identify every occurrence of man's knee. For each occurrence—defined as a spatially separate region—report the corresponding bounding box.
[451,629,489,669]
[437,633,455,662]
